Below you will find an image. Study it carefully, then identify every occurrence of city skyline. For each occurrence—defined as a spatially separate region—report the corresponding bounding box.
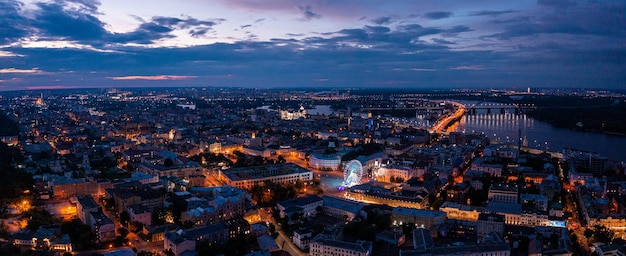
[0,0,624,91]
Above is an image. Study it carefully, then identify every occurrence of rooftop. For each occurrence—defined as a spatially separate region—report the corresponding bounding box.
[312,234,372,252]
[392,207,445,218]
[277,195,323,209]
[223,163,311,181]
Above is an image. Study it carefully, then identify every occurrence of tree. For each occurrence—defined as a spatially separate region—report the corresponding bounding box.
[118,227,129,239]
[588,225,615,244]
[129,221,144,233]
[119,211,130,227]
[389,176,396,183]
[290,212,303,225]
[277,155,286,163]
[24,207,54,231]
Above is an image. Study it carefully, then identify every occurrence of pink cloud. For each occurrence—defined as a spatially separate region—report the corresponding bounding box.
[108,75,198,81]
[0,68,44,74]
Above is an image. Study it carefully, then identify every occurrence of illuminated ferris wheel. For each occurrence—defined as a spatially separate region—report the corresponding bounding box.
[343,160,364,187]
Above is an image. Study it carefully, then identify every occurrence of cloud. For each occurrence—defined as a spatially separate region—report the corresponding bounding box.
[424,11,453,20]
[0,1,34,44]
[371,16,392,25]
[9,1,223,46]
[108,75,198,81]
[0,68,44,74]
[451,65,484,70]
[488,3,626,40]
[442,25,472,37]
[0,50,24,57]
[432,38,456,45]
[109,16,223,44]
[0,0,624,90]
[65,0,101,13]
[190,28,209,37]
[297,6,321,20]
[0,78,22,83]
[468,10,517,16]
[33,2,108,41]
[537,0,577,8]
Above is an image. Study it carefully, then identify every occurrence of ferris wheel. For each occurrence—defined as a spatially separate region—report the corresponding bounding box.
[343,160,364,187]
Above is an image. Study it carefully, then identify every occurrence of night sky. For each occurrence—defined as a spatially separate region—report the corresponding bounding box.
[0,0,624,90]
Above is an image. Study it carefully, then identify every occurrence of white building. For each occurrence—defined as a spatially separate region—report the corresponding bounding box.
[280,107,307,120]
[322,195,366,221]
[220,163,313,189]
[310,153,342,171]
[164,231,196,256]
[294,229,313,250]
[487,202,522,226]
[310,234,372,256]
[439,201,486,221]
[277,195,323,219]
[471,157,504,177]
[488,183,519,204]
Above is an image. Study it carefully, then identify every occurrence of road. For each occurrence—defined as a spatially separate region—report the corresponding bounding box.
[259,209,306,256]
[429,101,466,134]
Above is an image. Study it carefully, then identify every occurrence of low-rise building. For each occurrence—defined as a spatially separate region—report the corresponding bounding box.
[520,193,549,211]
[293,228,313,251]
[76,195,101,226]
[322,195,366,221]
[89,211,116,242]
[12,225,73,253]
[439,201,485,221]
[164,231,196,256]
[128,204,152,226]
[220,163,313,189]
[310,153,342,171]
[487,202,522,226]
[52,177,98,199]
[391,207,446,229]
[277,195,323,219]
[376,230,405,246]
[143,224,179,242]
[477,213,505,238]
[310,234,372,256]
[489,183,519,204]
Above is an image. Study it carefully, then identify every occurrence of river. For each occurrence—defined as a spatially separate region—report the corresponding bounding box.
[451,109,626,162]
[307,104,626,162]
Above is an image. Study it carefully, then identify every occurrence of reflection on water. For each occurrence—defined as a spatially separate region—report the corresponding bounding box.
[453,112,626,162]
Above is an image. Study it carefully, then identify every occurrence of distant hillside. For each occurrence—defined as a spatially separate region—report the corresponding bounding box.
[0,114,19,136]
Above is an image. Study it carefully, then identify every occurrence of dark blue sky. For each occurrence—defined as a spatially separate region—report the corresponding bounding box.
[0,0,624,90]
